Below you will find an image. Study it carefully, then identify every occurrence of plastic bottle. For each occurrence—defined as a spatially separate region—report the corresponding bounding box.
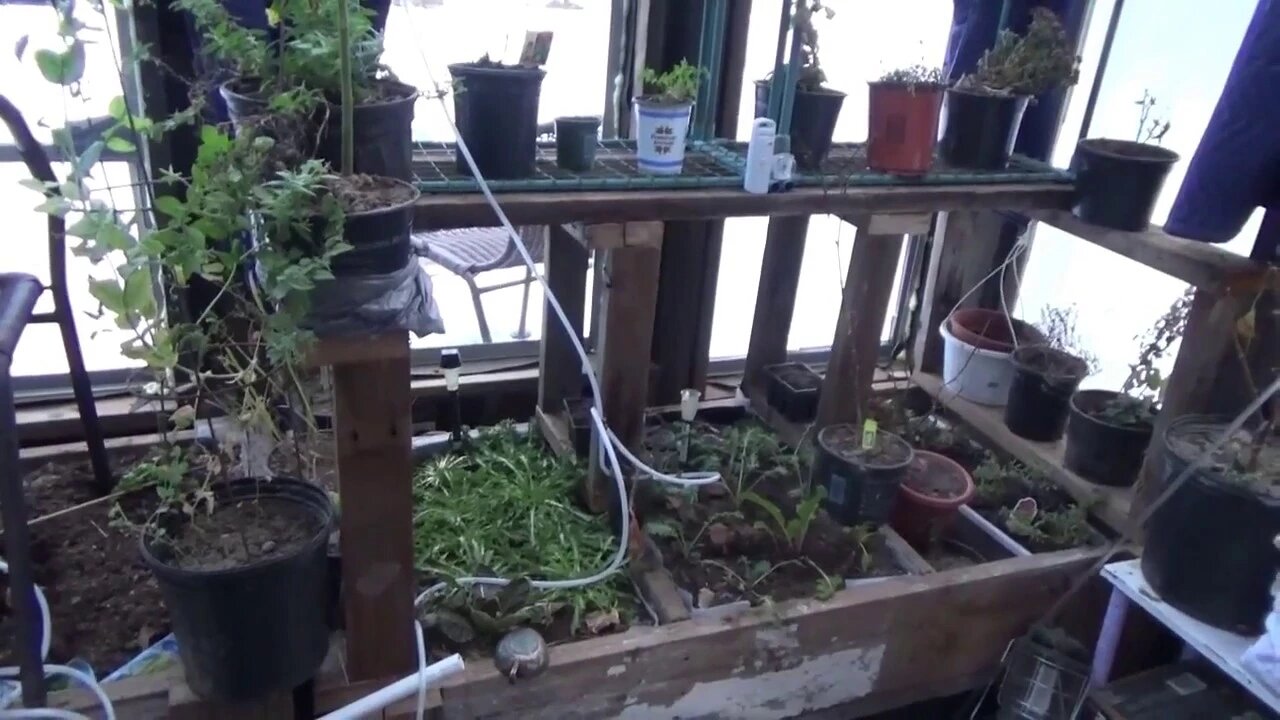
[743,118,776,194]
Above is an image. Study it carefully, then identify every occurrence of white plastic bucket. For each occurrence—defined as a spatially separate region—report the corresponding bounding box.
[634,100,692,175]
[939,319,1016,406]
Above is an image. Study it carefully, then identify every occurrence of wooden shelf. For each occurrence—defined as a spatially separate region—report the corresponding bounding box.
[913,372,1132,534]
[1031,209,1269,293]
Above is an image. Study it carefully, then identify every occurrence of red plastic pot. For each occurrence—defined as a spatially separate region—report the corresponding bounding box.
[948,308,1045,354]
[890,450,975,550]
[867,81,945,175]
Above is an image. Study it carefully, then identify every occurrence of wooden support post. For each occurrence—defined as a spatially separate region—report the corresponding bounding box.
[816,216,905,430]
[537,224,590,412]
[317,333,415,681]
[650,220,723,406]
[742,215,809,394]
[585,222,664,512]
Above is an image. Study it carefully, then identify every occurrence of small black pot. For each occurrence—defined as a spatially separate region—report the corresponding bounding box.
[141,477,335,701]
[762,362,822,423]
[1004,345,1089,442]
[333,179,420,276]
[564,396,592,458]
[812,425,913,526]
[220,78,272,136]
[1143,415,1280,635]
[1071,138,1180,232]
[555,116,601,172]
[316,79,419,182]
[938,89,1030,170]
[449,63,546,179]
[1063,390,1153,487]
[753,80,846,171]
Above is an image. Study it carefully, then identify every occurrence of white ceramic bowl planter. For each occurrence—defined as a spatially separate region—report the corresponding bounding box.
[939,321,1018,406]
[634,99,693,175]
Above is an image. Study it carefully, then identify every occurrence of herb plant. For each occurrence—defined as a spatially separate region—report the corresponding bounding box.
[792,0,835,90]
[959,8,1079,96]
[1096,286,1194,427]
[641,59,702,104]
[878,65,946,86]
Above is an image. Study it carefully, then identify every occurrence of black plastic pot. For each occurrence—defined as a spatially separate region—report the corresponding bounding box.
[753,80,846,171]
[1003,345,1089,442]
[565,396,592,458]
[762,362,821,423]
[938,89,1030,169]
[1063,390,1153,487]
[141,477,335,701]
[317,79,419,182]
[555,116,601,172]
[219,78,271,137]
[812,424,913,526]
[331,179,420,276]
[1143,415,1280,635]
[1071,138,1180,232]
[449,63,546,179]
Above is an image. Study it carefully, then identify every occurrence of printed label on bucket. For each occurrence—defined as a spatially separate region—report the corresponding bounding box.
[828,473,847,505]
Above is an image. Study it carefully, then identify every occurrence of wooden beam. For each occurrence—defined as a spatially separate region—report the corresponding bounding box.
[537,225,590,412]
[329,334,416,680]
[816,217,904,429]
[742,216,809,395]
[585,222,664,512]
[412,183,1072,230]
[650,220,722,405]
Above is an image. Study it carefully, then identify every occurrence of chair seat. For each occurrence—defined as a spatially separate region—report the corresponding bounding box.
[412,226,545,276]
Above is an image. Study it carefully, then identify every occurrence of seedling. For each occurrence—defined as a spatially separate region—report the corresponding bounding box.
[878,65,945,86]
[641,60,703,104]
[742,485,827,553]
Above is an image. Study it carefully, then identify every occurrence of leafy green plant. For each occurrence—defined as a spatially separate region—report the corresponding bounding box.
[972,456,1043,506]
[741,485,826,553]
[810,561,842,601]
[878,65,945,86]
[845,523,877,574]
[959,8,1079,96]
[1096,286,1194,428]
[1037,305,1099,375]
[792,0,835,90]
[641,59,703,103]
[1001,500,1093,549]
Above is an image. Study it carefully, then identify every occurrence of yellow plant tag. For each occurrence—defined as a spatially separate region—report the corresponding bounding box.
[861,419,878,450]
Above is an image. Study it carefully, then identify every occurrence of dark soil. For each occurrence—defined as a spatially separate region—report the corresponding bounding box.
[326,174,417,213]
[924,540,984,572]
[644,420,905,607]
[821,424,911,466]
[159,498,321,572]
[1012,345,1087,382]
[0,450,169,675]
[771,363,821,391]
[1167,420,1280,499]
[901,454,966,498]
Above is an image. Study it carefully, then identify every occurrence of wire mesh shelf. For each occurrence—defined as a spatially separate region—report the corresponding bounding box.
[411,139,1073,194]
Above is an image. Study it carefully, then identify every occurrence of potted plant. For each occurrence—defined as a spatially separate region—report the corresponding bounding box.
[1072,90,1180,231]
[634,59,701,175]
[182,0,420,181]
[449,53,547,179]
[753,1,845,171]
[555,115,602,172]
[889,450,975,550]
[1143,413,1280,635]
[938,8,1079,169]
[1063,288,1192,486]
[939,308,1046,406]
[1004,307,1096,442]
[812,423,914,525]
[866,65,947,175]
[762,361,822,422]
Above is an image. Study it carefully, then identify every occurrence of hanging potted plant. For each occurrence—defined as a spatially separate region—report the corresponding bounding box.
[939,8,1079,169]
[1072,90,1180,231]
[449,53,547,180]
[1143,413,1280,635]
[939,308,1046,406]
[866,65,947,175]
[634,59,701,175]
[753,1,845,170]
[1004,307,1096,442]
[812,423,914,525]
[889,450,975,550]
[183,0,420,181]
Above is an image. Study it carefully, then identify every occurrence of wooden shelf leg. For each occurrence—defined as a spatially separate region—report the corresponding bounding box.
[332,335,415,681]
[537,224,590,413]
[742,215,809,395]
[816,216,905,430]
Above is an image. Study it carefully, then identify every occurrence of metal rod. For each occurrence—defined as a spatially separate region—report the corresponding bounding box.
[1078,0,1126,141]
[777,6,804,137]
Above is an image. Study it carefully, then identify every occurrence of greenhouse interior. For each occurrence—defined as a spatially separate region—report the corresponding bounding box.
[1,0,1279,717]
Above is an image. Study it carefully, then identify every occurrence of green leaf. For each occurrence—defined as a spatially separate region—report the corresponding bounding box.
[34,42,85,85]
[643,521,679,539]
[153,195,185,219]
[107,95,128,121]
[34,196,71,217]
[18,178,49,193]
[105,136,136,153]
[76,140,104,178]
[122,267,154,316]
[98,222,135,251]
[66,213,102,239]
[169,405,196,429]
[88,278,126,314]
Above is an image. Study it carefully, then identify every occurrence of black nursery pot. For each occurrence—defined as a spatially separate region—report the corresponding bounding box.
[753,80,846,171]
[564,396,593,458]
[330,179,421,276]
[1063,390,1153,487]
[317,79,419,182]
[762,361,822,423]
[1071,138,1180,232]
[1143,415,1280,635]
[812,425,913,526]
[1003,345,1089,442]
[219,78,271,137]
[141,478,335,701]
[555,116,601,172]
[938,89,1031,170]
[449,63,546,180]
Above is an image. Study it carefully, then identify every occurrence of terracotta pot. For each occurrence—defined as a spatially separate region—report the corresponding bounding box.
[866,81,945,175]
[890,450,975,550]
[948,308,1045,354]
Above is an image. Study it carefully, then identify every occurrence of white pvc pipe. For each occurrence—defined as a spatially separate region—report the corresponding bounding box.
[317,654,465,720]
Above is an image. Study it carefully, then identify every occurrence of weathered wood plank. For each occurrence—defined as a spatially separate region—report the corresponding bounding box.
[816,217,905,429]
[332,336,416,680]
[650,220,723,406]
[413,183,1072,230]
[537,224,589,412]
[436,548,1100,719]
[742,216,809,395]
